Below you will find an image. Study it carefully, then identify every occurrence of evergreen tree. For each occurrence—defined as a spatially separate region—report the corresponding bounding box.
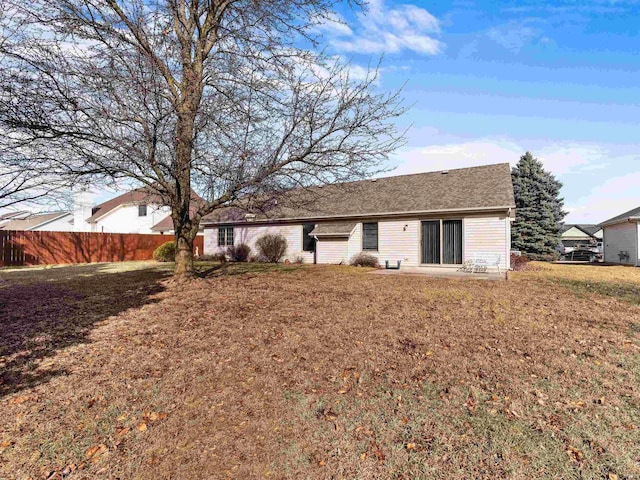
[511,152,566,260]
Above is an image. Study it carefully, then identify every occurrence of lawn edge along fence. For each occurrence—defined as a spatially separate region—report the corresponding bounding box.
[0,231,203,267]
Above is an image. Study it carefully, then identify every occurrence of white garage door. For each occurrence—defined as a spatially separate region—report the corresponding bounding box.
[316,238,349,264]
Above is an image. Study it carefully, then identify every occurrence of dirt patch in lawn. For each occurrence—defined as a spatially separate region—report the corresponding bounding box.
[1,263,640,479]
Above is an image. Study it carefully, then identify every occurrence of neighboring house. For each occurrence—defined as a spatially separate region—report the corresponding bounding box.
[559,224,603,253]
[0,212,74,231]
[77,187,203,235]
[600,207,640,266]
[0,211,30,229]
[202,163,516,270]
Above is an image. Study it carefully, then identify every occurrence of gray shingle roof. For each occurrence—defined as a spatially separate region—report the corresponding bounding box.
[310,222,357,237]
[561,224,602,237]
[203,163,515,225]
[600,206,640,226]
[0,211,29,221]
[0,212,71,231]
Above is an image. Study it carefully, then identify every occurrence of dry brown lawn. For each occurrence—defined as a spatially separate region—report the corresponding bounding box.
[1,261,640,479]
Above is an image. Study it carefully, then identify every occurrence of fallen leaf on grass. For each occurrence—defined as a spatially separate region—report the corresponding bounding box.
[116,427,130,437]
[466,396,476,413]
[144,411,168,422]
[8,395,29,405]
[406,443,416,451]
[0,440,15,451]
[609,474,619,480]
[137,422,147,432]
[85,443,108,463]
[372,442,385,464]
[566,446,584,462]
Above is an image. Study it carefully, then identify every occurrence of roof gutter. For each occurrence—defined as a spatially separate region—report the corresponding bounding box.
[203,205,516,227]
[600,216,640,228]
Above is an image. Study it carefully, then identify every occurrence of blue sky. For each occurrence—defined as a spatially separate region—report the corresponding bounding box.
[317,0,640,223]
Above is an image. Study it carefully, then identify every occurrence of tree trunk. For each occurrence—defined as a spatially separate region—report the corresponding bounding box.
[170,49,203,278]
[174,227,195,277]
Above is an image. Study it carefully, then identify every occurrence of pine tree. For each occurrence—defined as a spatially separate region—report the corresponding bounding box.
[511,152,566,260]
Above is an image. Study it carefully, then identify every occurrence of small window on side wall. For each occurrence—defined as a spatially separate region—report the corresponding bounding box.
[362,222,378,251]
[218,226,234,246]
[138,204,147,217]
[303,223,316,252]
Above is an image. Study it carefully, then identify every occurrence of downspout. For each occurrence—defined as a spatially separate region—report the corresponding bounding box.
[632,218,639,267]
[507,208,513,271]
[313,235,318,265]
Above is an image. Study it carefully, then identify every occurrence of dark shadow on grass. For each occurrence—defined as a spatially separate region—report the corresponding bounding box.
[0,263,170,398]
[195,262,301,279]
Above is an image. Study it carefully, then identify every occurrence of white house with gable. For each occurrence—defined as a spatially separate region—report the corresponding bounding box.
[600,207,640,266]
[202,163,516,271]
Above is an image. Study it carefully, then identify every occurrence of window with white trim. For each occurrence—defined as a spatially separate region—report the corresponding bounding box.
[218,226,234,246]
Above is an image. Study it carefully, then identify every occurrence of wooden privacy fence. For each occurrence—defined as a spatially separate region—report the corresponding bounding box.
[0,231,204,267]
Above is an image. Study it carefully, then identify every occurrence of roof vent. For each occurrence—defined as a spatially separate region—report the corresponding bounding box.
[371,178,377,182]
[441,170,449,174]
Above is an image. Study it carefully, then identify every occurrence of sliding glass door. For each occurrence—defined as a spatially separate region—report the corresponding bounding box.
[421,219,463,265]
[421,221,441,264]
[443,220,463,264]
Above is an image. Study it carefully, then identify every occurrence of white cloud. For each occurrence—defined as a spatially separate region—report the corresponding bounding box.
[386,139,611,177]
[311,12,353,37]
[386,140,522,175]
[487,20,546,53]
[567,171,640,224]
[316,1,444,56]
[537,144,609,175]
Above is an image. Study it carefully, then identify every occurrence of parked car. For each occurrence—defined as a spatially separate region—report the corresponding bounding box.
[560,249,602,262]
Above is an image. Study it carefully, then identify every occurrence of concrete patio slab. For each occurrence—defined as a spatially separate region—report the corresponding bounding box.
[369,267,506,280]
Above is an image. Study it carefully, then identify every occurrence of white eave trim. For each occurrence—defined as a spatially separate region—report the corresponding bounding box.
[203,205,516,227]
[600,216,640,228]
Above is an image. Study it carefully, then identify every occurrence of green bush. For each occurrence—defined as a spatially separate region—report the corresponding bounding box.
[256,233,288,263]
[153,241,176,262]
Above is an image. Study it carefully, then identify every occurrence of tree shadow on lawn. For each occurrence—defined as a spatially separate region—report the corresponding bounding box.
[196,261,302,278]
[0,263,170,398]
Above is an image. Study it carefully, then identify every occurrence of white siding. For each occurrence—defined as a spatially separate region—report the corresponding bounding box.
[562,226,592,240]
[603,222,638,265]
[316,239,349,264]
[348,223,362,262]
[203,213,511,268]
[463,216,509,270]
[93,204,170,234]
[349,219,421,267]
[203,224,314,263]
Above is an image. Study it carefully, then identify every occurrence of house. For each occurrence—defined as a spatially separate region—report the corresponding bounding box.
[75,186,203,235]
[0,212,74,231]
[559,224,603,253]
[0,211,30,229]
[202,163,516,270]
[600,207,640,266]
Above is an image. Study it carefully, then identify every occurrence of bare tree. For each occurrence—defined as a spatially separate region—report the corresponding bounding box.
[0,2,72,209]
[0,0,406,277]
